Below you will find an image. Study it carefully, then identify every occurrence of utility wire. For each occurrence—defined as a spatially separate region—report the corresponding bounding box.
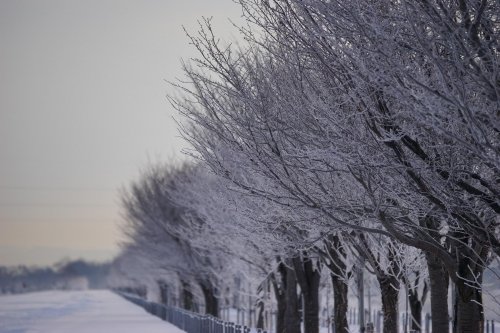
[0,186,116,192]
[0,217,116,222]
[0,203,115,207]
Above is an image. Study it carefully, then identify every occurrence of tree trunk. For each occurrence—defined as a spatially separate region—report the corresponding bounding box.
[158,281,169,305]
[426,251,449,333]
[272,280,286,333]
[324,235,349,333]
[332,275,349,333]
[181,280,194,311]
[275,290,286,333]
[408,292,422,332]
[271,260,298,333]
[357,264,365,333]
[454,253,485,333]
[303,287,320,333]
[455,288,483,333]
[379,276,399,333]
[293,255,321,333]
[256,298,265,329]
[284,261,301,333]
[200,280,219,317]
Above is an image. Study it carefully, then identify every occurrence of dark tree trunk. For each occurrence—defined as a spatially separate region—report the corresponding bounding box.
[271,260,300,333]
[406,276,427,333]
[455,288,483,333]
[200,280,219,317]
[454,251,485,333]
[256,298,265,329]
[379,276,399,333]
[408,292,422,332]
[426,251,450,333]
[303,288,320,333]
[356,236,400,333]
[293,255,321,333]
[158,281,169,305]
[324,235,349,333]
[275,290,286,333]
[272,262,285,333]
[332,275,349,333]
[181,280,194,311]
[284,261,301,333]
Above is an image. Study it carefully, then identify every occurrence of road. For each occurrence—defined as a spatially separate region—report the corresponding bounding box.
[0,289,186,333]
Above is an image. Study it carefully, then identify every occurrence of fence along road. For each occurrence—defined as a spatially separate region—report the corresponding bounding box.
[118,291,268,333]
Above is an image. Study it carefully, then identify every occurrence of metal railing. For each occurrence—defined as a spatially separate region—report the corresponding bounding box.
[119,291,498,333]
[118,291,267,333]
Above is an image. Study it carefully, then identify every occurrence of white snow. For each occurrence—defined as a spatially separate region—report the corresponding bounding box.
[0,289,186,333]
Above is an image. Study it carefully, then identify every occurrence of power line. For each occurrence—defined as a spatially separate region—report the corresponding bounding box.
[0,217,116,222]
[0,203,115,207]
[0,186,117,192]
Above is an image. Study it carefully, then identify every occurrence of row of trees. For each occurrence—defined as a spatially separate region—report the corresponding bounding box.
[118,1,499,333]
[0,259,111,294]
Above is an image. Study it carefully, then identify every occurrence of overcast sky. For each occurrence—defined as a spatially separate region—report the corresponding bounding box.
[0,0,242,266]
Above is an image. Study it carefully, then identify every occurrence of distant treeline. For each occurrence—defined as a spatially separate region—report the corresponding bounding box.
[0,259,111,294]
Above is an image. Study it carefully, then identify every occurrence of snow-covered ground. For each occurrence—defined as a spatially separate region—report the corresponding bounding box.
[1,290,497,333]
[0,289,186,333]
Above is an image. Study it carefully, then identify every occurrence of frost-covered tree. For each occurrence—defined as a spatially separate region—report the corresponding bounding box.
[170,163,325,333]
[172,1,499,331]
[120,163,223,316]
[233,2,499,331]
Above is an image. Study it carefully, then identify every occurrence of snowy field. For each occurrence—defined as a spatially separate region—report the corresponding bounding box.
[0,290,185,333]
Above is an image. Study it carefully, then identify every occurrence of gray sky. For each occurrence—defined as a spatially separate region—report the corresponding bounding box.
[0,0,242,266]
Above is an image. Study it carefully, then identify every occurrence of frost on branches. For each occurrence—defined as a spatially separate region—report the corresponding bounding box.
[115,1,500,333]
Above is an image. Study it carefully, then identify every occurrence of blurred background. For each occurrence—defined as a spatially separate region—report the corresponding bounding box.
[0,0,240,267]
